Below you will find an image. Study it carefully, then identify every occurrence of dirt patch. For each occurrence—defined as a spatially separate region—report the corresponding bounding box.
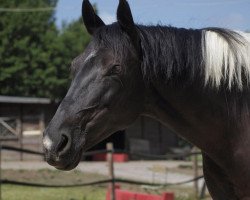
[149,163,203,176]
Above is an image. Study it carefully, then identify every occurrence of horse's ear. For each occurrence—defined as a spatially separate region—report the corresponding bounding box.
[117,0,141,57]
[82,0,105,35]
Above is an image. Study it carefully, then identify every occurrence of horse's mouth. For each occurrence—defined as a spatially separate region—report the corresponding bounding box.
[54,148,84,171]
[45,143,84,171]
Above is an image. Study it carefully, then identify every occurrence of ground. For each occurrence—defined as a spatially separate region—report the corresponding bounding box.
[2,185,105,200]
[0,161,211,200]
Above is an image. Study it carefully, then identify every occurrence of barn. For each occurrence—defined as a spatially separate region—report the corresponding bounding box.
[0,95,182,161]
[91,116,180,157]
[0,95,57,160]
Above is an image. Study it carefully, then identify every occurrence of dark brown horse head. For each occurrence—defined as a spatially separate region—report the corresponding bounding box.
[43,0,144,170]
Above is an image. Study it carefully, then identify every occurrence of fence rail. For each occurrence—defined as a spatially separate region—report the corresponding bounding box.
[0,144,205,199]
[0,176,204,188]
[0,145,201,159]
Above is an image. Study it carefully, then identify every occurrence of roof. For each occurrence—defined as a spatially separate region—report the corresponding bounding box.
[0,95,51,104]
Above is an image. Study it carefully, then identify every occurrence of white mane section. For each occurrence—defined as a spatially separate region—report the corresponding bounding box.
[202,30,250,89]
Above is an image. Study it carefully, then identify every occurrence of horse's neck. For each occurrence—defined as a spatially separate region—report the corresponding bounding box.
[144,83,188,125]
[144,82,194,130]
[143,81,234,149]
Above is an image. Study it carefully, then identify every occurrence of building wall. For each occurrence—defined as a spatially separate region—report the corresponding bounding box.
[0,103,57,123]
[0,103,58,161]
[126,116,179,155]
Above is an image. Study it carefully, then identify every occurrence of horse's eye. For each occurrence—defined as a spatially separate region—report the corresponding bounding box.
[109,65,121,75]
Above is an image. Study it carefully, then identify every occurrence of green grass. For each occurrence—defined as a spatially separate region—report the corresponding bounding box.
[1,169,107,200]
[2,185,106,200]
[0,169,210,200]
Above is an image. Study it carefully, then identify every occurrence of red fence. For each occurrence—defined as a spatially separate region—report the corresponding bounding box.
[106,185,174,200]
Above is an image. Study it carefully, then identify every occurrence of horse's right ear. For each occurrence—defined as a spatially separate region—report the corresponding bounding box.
[82,0,105,35]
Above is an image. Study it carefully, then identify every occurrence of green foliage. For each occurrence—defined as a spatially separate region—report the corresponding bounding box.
[58,18,91,81]
[0,0,91,99]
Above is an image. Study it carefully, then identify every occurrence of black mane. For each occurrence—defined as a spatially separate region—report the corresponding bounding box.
[93,23,136,60]
[138,25,203,83]
[94,23,204,84]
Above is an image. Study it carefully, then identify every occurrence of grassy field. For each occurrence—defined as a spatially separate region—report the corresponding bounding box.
[1,169,107,200]
[2,185,106,200]
[1,169,210,200]
[1,185,201,200]
[1,185,210,200]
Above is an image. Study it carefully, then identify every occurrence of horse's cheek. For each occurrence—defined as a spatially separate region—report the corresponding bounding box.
[102,89,116,104]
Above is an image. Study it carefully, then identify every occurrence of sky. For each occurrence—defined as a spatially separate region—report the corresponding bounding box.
[55,0,250,31]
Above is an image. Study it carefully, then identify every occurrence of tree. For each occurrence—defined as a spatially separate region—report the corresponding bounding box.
[58,18,91,80]
[0,0,91,99]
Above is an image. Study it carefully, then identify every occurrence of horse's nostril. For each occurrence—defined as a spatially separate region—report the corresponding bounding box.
[57,134,70,155]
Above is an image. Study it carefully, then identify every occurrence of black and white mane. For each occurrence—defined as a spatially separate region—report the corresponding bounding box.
[94,24,250,90]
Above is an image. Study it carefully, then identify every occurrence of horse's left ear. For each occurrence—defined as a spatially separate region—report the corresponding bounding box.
[117,0,141,57]
[82,0,105,35]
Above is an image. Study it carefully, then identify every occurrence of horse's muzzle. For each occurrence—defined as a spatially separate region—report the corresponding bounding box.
[43,130,84,171]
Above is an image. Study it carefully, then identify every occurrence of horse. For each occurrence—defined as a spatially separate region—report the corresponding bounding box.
[43,0,250,199]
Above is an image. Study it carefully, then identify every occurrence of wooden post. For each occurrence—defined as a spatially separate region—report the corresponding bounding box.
[199,181,207,199]
[39,112,45,133]
[17,105,24,161]
[193,147,199,199]
[16,117,23,161]
[39,111,45,155]
[158,122,162,153]
[107,143,115,200]
[140,117,145,139]
[0,143,2,200]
